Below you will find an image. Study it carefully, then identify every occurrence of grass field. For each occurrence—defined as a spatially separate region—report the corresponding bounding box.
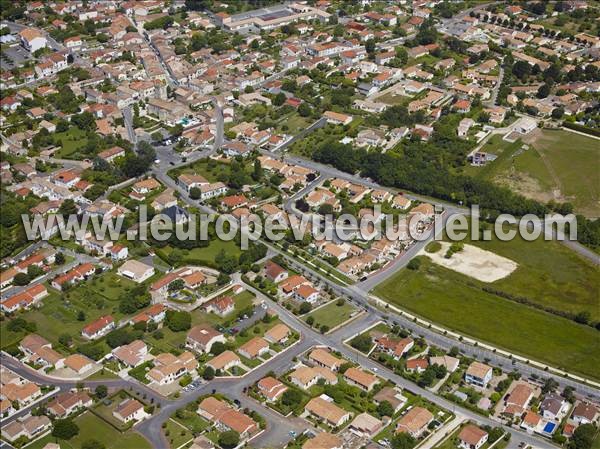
[449,227,600,321]
[477,130,600,217]
[304,300,358,330]
[373,256,600,380]
[25,412,152,449]
[157,239,242,267]
[54,127,88,159]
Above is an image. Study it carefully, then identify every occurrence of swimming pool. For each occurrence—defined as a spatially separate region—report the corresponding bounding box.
[543,422,556,434]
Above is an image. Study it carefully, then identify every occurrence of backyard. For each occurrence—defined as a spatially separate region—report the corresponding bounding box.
[54,127,89,160]
[24,412,152,449]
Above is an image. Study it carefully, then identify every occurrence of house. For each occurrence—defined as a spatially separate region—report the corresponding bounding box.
[343,367,379,392]
[521,411,543,433]
[98,146,126,163]
[429,356,460,373]
[238,337,270,359]
[130,304,167,326]
[1,382,41,407]
[392,195,412,210]
[19,334,64,369]
[81,315,115,340]
[305,397,351,427]
[294,284,320,304]
[109,244,129,261]
[117,260,155,283]
[264,323,291,345]
[257,376,288,402]
[63,354,94,375]
[47,391,92,418]
[374,387,407,414]
[302,432,343,449]
[19,28,47,53]
[206,350,241,372]
[406,358,429,373]
[290,366,338,390]
[1,415,51,443]
[324,111,353,126]
[52,263,95,291]
[541,394,569,420]
[515,117,537,134]
[222,141,252,158]
[204,296,235,317]
[458,425,488,449]
[199,182,228,201]
[264,261,288,283]
[197,397,258,439]
[113,398,147,423]
[112,340,148,368]
[1,284,49,313]
[465,362,493,388]
[349,413,384,437]
[186,326,227,354]
[396,406,434,438]
[146,352,197,385]
[308,348,343,371]
[572,402,599,425]
[504,383,534,416]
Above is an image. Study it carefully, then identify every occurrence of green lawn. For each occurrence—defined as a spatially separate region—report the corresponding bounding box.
[54,127,88,159]
[25,412,152,449]
[373,257,600,380]
[1,286,124,351]
[479,130,600,217]
[156,239,242,267]
[172,409,211,433]
[304,300,358,330]
[163,418,193,449]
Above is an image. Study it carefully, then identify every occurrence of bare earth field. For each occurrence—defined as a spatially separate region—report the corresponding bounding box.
[420,242,518,282]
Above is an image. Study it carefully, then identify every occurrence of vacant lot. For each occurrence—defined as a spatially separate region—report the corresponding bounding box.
[156,239,242,267]
[54,127,88,159]
[304,300,358,330]
[422,242,517,282]
[374,256,600,380]
[490,129,599,217]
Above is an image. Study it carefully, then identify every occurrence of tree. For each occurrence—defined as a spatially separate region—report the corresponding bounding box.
[512,60,531,80]
[189,186,201,200]
[165,310,192,332]
[570,424,596,449]
[210,341,228,356]
[58,333,72,347]
[13,272,30,286]
[391,432,416,449]
[281,389,302,406]
[252,159,263,181]
[273,92,286,106]
[168,279,185,292]
[377,400,394,417]
[94,385,108,399]
[202,366,215,380]
[82,440,105,449]
[55,252,66,265]
[574,311,590,325]
[537,83,551,99]
[299,302,312,314]
[407,258,422,270]
[298,102,312,117]
[218,430,240,449]
[52,419,79,440]
[541,378,559,394]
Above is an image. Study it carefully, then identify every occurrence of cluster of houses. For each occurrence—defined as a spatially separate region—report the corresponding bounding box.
[263,260,321,305]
